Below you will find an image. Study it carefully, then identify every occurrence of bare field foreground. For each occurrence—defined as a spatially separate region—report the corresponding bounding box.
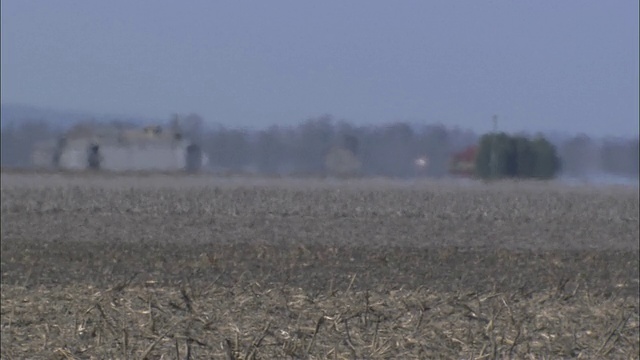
[1,172,639,359]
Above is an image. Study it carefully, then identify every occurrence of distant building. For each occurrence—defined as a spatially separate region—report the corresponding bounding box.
[31,139,61,169]
[449,145,478,177]
[324,145,361,178]
[31,123,208,172]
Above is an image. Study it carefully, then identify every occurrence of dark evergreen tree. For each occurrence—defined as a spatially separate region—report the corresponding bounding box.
[513,136,536,178]
[531,137,561,179]
[475,133,561,180]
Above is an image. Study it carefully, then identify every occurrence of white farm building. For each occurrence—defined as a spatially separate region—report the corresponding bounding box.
[31,123,208,172]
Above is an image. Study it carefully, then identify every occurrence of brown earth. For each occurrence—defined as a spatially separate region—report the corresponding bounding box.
[1,172,639,359]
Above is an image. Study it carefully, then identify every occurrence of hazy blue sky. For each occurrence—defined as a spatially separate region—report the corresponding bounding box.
[2,1,638,136]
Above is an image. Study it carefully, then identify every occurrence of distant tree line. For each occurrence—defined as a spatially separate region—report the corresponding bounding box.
[1,114,638,181]
[0,120,58,168]
[558,134,639,180]
[199,115,478,178]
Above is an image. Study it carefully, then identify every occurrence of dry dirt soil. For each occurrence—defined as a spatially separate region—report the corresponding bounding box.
[1,172,639,359]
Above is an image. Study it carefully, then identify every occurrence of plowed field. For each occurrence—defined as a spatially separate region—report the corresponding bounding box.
[1,172,638,359]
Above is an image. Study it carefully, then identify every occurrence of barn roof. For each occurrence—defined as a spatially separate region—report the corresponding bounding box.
[62,123,188,148]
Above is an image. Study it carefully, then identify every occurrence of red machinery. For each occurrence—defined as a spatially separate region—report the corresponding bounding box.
[449,145,478,177]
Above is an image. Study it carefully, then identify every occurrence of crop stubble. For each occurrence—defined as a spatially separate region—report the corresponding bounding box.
[1,172,639,359]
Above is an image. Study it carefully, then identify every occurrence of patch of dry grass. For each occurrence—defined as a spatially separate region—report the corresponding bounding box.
[2,281,638,359]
